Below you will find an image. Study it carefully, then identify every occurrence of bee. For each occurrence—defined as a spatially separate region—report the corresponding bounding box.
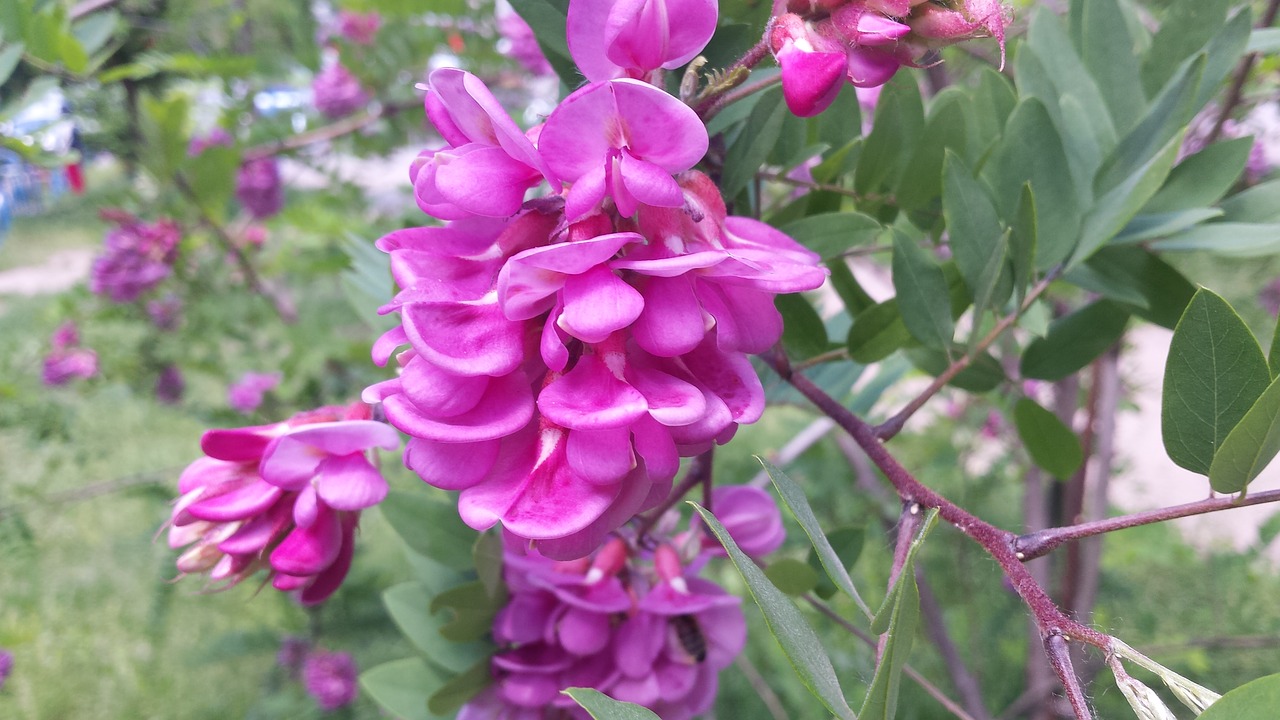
[670,614,707,663]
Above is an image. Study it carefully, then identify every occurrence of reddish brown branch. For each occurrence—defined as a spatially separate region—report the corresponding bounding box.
[1208,0,1280,142]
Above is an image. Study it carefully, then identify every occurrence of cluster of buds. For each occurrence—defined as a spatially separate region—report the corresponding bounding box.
[236,157,285,220]
[89,213,181,303]
[42,321,98,387]
[364,0,825,559]
[228,371,282,414]
[460,485,783,720]
[166,402,398,605]
[336,10,381,46]
[769,0,1010,116]
[312,58,369,119]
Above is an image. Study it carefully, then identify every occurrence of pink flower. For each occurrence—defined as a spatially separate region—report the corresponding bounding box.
[702,485,786,559]
[228,371,282,414]
[89,216,181,303]
[412,68,558,220]
[188,127,233,157]
[769,0,1010,117]
[155,364,185,405]
[302,649,359,710]
[236,158,284,220]
[167,403,399,604]
[147,294,183,331]
[538,79,708,218]
[0,648,12,691]
[566,0,719,82]
[497,4,554,76]
[42,322,98,386]
[312,61,369,119]
[337,10,381,45]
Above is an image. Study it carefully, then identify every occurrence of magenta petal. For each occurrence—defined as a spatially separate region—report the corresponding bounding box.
[273,573,310,591]
[401,300,525,376]
[405,437,500,490]
[558,606,612,655]
[498,232,639,320]
[632,275,707,357]
[614,613,666,678]
[698,282,784,354]
[499,673,561,708]
[541,305,570,372]
[259,436,322,490]
[605,0,718,72]
[201,425,279,462]
[540,82,621,181]
[299,516,357,605]
[289,420,400,456]
[566,427,634,485]
[294,484,319,528]
[187,480,283,523]
[632,416,679,482]
[559,266,644,343]
[618,150,684,209]
[847,46,903,88]
[535,467,654,560]
[564,163,608,220]
[315,453,387,511]
[538,355,647,430]
[382,371,534,442]
[566,0,624,81]
[401,355,490,418]
[436,145,541,217]
[628,364,706,426]
[683,339,765,425]
[218,503,290,555]
[371,325,409,366]
[271,503,342,576]
[610,79,708,171]
[778,45,848,117]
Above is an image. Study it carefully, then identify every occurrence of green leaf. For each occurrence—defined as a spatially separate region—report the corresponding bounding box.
[138,93,190,179]
[777,293,830,360]
[431,581,503,643]
[1141,0,1231,94]
[0,43,23,87]
[379,491,478,571]
[942,152,1005,304]
[1021,300,1130,381]
[1066,246,1198,328]
[896,89,968,212]
[806,526,865,600]
[981,99,1079,269]
[1220,179,1280,223]
[780,212,881,259]
[1143,137,1253,214]
[1162,289,1272,476]
[828,259,876,315]
[691,502,856,720]
[861,509,937,720]
[892,230,954,351]
[1080,0,1146,132]
[342,232,397,331]
[855,72,924,196]
[383,583,490,674]
[760,458,872,615]
[1249,27,1280,54]
[1197,673,1280,720]
[564,689,661,720]
[1151,223,1280,258]
[1010,184,1038,304]
[184,145,241,221]
[428,658,493,716]
[360,658,449,720]
[1014,398,1084,479]
[722,85,787,198]
[71,9,118,55]
[1111,209,1225,245]
[472,531,505,601]
[905,348,1006,393]
[1209,376,1280,494]
[764,558,821,596]
[1270,314,1280,378]
[847,298,912,364]
[1073,134,1182,265]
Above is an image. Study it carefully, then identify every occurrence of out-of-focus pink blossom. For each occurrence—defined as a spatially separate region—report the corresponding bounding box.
[302,649,359,710]
[1259,277,1280,316]
[497,3,554,76]
[312,61,369,119]
[0,648,12,691]
[277,635,310,675]
[243,224,269,248]
[147,294,183,331]
[567,0,719,82]
[702,485,786,559]
[156,364,186,405]
[228,372,282,414]
[167,403,399,605]
[188,127,234,157]
[42,322,98,386]
[337,10,381,45]
[236,158,284,220]
[89,216,181,303]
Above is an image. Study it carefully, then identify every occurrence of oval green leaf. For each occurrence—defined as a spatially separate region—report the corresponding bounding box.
[564,689,661,719]
[1014,398,1084,480]
[1198,673,1280,720]
[1208,375,1280,493]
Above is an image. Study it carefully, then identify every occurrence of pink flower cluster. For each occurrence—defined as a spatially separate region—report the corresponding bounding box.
[337,10,381,45]
[42,321,98,386]
[366,20,824,557]
[497,4,554,76]
[313,61,369,119]
[167,402,399,605]
[461,486,783,720]
[236,157,284,220]
[89,215,181,303]
[770,0,1010,116]
[302,648,360,710]
[228,371,283,414]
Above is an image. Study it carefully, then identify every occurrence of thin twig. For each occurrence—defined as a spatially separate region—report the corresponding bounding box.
[635,450,713,541]
[760,172,894,203]
[875,267,1062,441]
[792,347,850,372]
[243,102,411,161]
[1208,0,1280,142]
[695,37,772,120]
[804,595,980,720]
[763,348,1113,687]
[1044,634,1093,720]
[1014,487,1280,561]
[733,653,792,720]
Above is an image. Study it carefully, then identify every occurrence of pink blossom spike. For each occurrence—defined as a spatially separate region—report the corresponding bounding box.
[381,373,534,443]
[400,301,525,377]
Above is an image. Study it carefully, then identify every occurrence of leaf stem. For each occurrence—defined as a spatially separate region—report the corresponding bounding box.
[875,267,1062,441]
[634,450,713,542]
